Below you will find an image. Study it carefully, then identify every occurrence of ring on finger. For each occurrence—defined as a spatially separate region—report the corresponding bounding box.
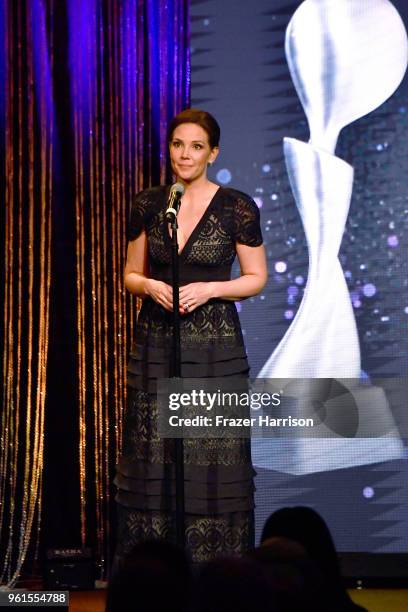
[183,302,190,312]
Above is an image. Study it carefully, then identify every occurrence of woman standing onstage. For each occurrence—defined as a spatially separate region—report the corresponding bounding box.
[114,109,267,563]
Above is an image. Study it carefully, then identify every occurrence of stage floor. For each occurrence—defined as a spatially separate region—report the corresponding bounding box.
[68,589,408,612]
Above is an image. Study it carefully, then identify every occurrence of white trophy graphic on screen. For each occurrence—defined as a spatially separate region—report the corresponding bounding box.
[253,0,407,474]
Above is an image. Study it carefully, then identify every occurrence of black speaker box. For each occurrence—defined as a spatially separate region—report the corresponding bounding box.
[43,547,95,590]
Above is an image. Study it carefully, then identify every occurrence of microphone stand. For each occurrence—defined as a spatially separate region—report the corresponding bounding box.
[169,213,185,550]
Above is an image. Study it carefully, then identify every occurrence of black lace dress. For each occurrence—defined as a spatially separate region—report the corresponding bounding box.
[114,185,263,563]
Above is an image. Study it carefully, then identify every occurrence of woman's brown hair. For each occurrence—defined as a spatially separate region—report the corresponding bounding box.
[167,108,220,149]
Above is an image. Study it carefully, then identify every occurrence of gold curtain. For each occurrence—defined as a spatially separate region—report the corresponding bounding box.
[1,0,53,586]
[0,0,189,585]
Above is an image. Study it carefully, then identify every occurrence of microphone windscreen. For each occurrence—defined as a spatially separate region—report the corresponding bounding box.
[170,182,185,196]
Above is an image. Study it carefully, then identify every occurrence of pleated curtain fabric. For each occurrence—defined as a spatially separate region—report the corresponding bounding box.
[0,0,190,585]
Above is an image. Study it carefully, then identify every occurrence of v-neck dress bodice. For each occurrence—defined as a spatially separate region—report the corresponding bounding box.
[136,185,261,284]
[114,185,263,564]
[165,185,221,257]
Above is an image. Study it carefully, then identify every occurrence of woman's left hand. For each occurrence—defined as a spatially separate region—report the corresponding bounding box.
[179,282,215,315]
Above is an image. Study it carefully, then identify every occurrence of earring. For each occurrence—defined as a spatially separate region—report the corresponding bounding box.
[208,161,213,167]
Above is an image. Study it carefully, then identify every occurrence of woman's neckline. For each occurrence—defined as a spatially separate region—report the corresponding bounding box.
[165,185,223,257]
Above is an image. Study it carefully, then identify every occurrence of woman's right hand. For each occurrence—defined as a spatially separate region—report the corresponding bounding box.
[145,279,173,311]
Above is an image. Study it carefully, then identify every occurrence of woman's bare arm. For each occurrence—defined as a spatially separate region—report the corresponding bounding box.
[124,231,173,310]
[211,243,268,300]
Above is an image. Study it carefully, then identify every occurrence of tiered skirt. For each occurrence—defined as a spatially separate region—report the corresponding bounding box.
[114,298,256,562]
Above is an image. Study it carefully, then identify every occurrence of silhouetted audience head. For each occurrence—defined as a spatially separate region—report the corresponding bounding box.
[260,507,367,612]
[106,540,192,612]
[106,510,368,612]
[194,556,278,612]
[262,507,339,571]
[248,536,329,612]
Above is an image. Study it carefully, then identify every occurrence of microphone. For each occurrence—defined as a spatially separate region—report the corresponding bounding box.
[165,183,185,222]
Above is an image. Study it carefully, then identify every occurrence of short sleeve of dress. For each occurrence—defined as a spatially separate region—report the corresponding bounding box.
[233,193,263,247]
[127,189,151,241]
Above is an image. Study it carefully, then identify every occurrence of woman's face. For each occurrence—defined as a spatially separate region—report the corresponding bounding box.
[169,122,218,183]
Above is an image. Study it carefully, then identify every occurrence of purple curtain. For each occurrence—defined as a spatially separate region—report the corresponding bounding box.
[0,0,190,584]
